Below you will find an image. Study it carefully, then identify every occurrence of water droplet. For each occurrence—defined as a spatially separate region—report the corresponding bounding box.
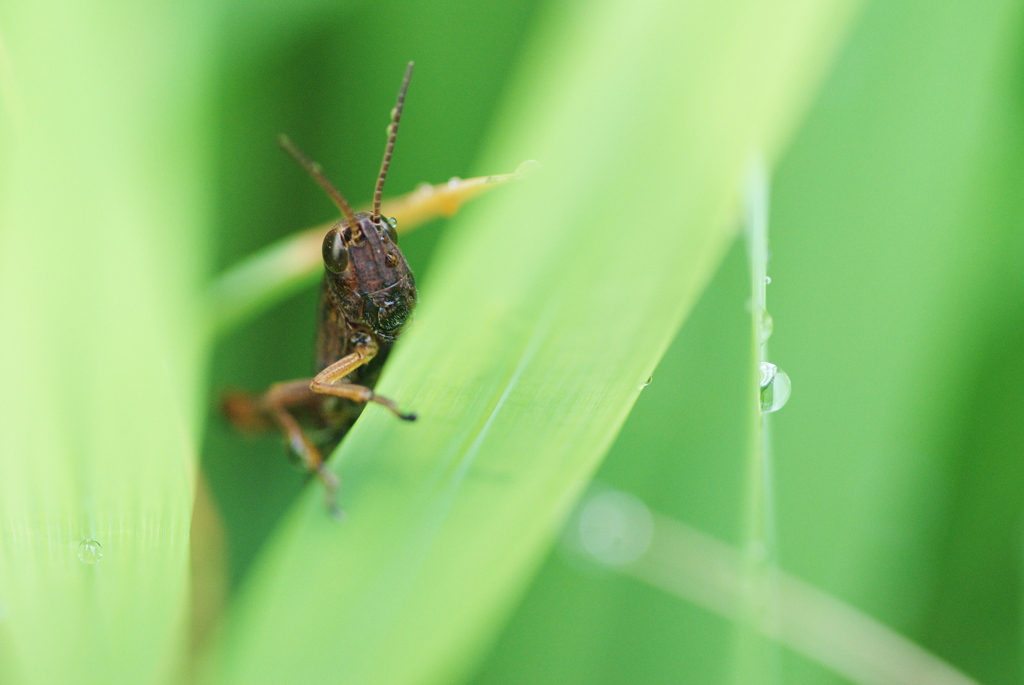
[386,216,398,228]
[389,107,398,120]
[642,375,653,387]
[578,491,653,566]
[447,176,462,188]
[765,276,772,285]
[415,182,433,194]
[760,311,774,343]
[759,361,777,387]
[514,159,541,179]
[759,362,791,413]
[78,539,103,564]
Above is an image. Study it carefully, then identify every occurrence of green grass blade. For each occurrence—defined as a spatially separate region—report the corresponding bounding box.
[208,1,861,684]
[0,3,212,683]
[730,161,785,683]
[573,496,980,685]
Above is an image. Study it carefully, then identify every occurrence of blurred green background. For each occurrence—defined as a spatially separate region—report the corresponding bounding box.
[2,0,1023,683]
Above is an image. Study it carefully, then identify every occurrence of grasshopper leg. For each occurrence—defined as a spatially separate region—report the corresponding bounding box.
[223,380,342,518]
[311,344,417,421]
[221,341,414,518]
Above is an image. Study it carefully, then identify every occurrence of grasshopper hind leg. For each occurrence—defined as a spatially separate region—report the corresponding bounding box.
[222,380,343,519]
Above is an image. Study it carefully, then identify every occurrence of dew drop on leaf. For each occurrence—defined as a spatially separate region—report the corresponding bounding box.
[78,539,103,564]
[759,361,791,413]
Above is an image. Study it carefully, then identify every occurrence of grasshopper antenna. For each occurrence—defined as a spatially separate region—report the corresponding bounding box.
[373,61,414,222]
[279,134,360,231]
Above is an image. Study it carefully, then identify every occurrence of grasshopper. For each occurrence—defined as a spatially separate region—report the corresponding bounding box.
[224,63,418,518]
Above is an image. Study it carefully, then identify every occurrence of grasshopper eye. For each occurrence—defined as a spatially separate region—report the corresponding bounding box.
[322,229,349,274]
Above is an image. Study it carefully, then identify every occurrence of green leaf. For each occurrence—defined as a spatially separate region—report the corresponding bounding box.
[0,2,213,683]
[472,1,1024,683]
[206,1,860,684]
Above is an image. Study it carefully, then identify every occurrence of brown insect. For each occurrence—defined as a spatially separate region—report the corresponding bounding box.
[224,62,418,517]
